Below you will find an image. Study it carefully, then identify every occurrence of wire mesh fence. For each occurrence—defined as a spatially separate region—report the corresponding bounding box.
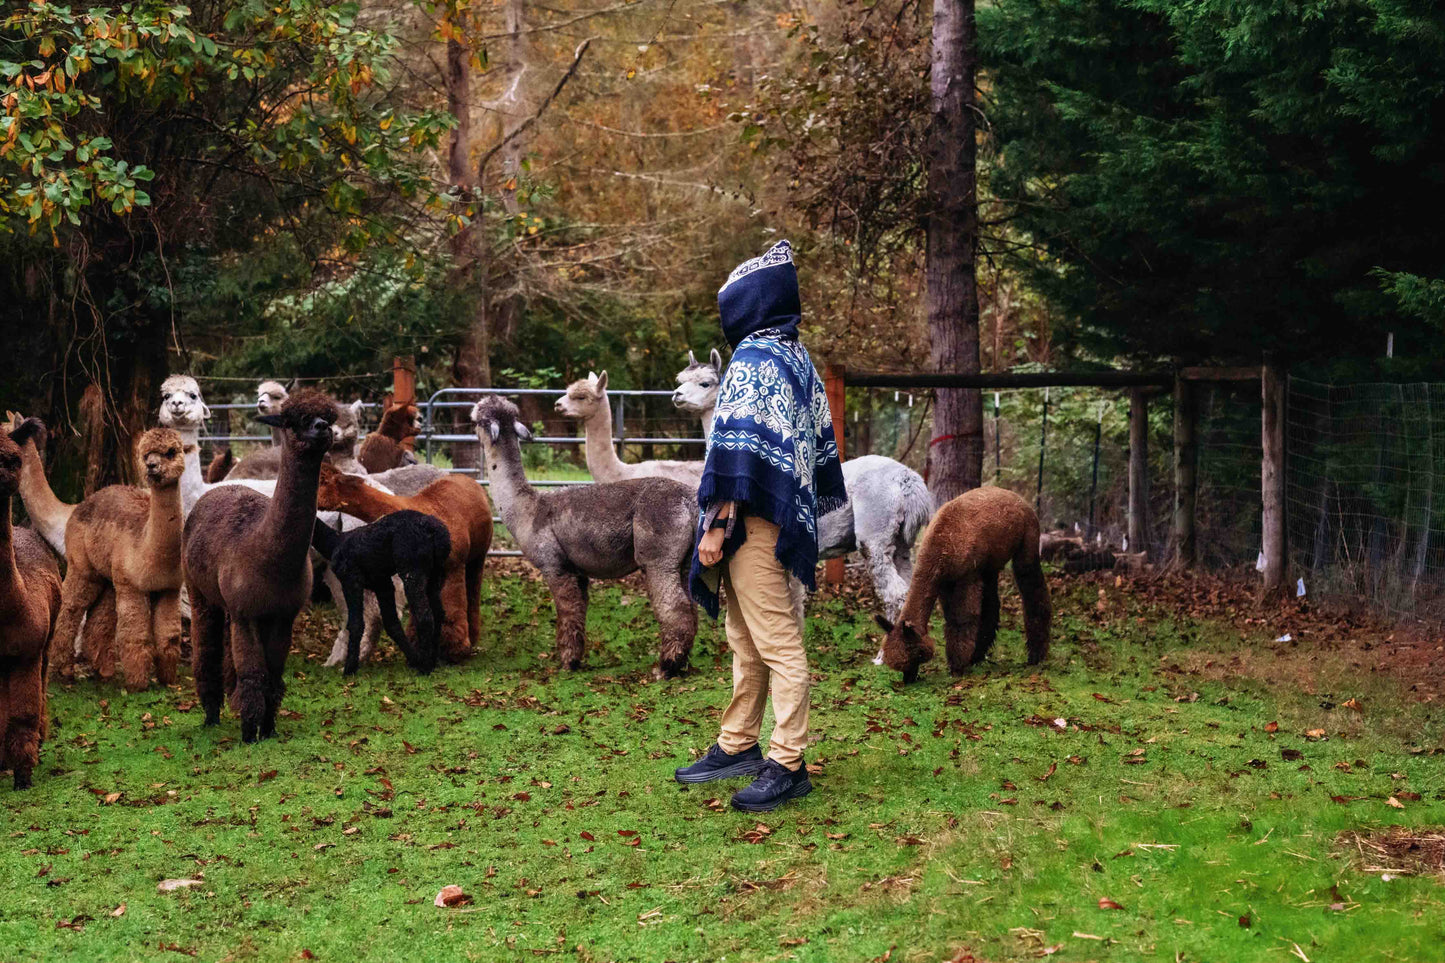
[1194,381,1264,571]
[1287,378,1444,623]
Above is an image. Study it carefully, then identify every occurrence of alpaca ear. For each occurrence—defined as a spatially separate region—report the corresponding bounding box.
[688,350,698,366]
[488,421,500,443]
[199,400,212,420]
[596,371,608,392]
[349,400,364,422]
[873,613,894,634]
[710,348,723,372]
[515,422,533,442]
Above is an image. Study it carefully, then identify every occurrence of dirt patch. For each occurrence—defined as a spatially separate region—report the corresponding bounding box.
[1337,827,1445,879]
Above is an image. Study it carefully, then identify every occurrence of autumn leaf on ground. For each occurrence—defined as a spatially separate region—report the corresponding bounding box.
[157,878,203,893]
[434,885,471,907]
[1098,897,1125,910]
[1343,697,1363,712]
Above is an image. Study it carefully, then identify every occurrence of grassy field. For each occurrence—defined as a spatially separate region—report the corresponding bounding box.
[2,568,1443,962]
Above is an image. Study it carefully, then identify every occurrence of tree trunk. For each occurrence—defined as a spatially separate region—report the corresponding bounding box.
[924,0,983,506]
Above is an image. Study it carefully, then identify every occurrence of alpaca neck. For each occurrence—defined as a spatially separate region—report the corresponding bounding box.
[329,451,365,475]
[0,499,18,600]
[261,444,325,569]
[142,481,184,570]
[483,437,538,544]
[330,482,406,523]
[582,398,626,481]
[271,427,285,447]
[16,438,72,552]
[176,425,205,516]
[897,577,939,635]
[700,405,715,441]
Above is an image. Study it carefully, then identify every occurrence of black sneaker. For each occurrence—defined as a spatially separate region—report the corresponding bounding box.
[730,759,812,812]
[674,743,767,784]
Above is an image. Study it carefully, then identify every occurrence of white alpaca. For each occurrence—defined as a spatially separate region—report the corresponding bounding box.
[256,380,289,446]
[672,349,724,440]
[668,356,933,621]
[555,371,704,487]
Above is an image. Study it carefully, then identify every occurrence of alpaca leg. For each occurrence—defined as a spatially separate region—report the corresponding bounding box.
[0,676,10,774]
[940,578,982,676]
[51,575,103,679]
[437,569,473,664]
[972,573,1001,665]
[465,558,484,653]
[426,572,446,666]
[358,589,384,665]
[150,590,182,685]
[4,656,45,790]
[230,619,267,743]
[322,564,350,668]
[80,583,118,679]
[545,572,588,670]
[863,535,911,625]
[395,574,433,673]
[340,575,368,677]
[642,564,696,677]
[115,586,156,691]
[190,592,226,725]
[259,618,292,739]
[1012,559,1052,664]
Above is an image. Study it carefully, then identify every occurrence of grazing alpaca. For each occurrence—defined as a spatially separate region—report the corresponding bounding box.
[314,463,492,665]
[0,427,62,789]
[204,447,234,483]
[358,400,421,473]
[555,372,704,486]
[184,389,337,741]
[875,487,1050,683]
[256,380,289,446]
[226,399,366,479]
[672,349,724,440]
[310,511,451,675]
[472,396,698,676]
[50,428,188,688]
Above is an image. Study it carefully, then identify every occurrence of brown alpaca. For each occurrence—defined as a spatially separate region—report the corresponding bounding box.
[50,427,187,689]
[183,389,338,742]
[875,487,1051,683]
[358,400,420,473]
[0,426,62,789]
[204,447,235,483]
[315,463,492,664]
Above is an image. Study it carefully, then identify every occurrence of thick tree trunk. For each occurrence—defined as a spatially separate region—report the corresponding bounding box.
[925,0,983,506]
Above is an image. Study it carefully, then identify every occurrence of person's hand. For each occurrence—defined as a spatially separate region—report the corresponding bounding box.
[698,527,726,567]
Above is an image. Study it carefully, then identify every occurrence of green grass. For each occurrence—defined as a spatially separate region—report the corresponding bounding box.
[3,572,1443,962]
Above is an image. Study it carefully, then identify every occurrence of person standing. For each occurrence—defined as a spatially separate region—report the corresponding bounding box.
[674,239,847,813]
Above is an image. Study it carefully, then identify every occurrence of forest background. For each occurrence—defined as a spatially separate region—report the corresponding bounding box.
[3,0,1444,499]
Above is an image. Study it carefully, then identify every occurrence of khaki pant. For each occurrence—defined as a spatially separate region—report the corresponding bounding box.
[717,516,809,770]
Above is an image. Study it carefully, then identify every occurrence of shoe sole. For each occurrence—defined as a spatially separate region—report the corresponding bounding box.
[674,760,768,784]
[729,780,813,812]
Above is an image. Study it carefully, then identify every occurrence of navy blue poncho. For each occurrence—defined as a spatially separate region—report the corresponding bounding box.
[688,240,848,618]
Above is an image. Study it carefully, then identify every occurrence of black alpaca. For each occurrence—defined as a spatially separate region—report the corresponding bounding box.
[311,510,451,675]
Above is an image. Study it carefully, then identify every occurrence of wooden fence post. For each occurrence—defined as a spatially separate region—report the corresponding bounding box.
[1171,376,1197,568]
[825,364,847,588]
[1260,353,1287,599]
[1127,387,1148,555]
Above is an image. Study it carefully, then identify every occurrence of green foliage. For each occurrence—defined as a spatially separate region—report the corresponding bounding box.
[4,577,1443,960]
[1374,268,1445,330]
[982,0,1445,365]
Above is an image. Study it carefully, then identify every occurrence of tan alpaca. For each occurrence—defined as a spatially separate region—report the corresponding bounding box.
[51,428,188,689]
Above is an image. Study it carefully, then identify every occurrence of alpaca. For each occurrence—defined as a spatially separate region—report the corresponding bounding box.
[204,447,234,483]
[50,427,188,688]
[310,511,451,675]
[672,349,724,440]
[875,486,1051,683]
[183,389,338,741]
[358,400,421,473]
[555,372,704,486]
[367,464,447,497]
[10,412,75,556]
[226,399,366,479]
[0,426,62,789]
[256,380,289,446]
[472,396,698,676]
[314,463,492,665]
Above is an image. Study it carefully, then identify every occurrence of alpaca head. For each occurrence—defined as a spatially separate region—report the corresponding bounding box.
[672,349,723,413]
[0,426,22,497]
[554,372,608,421]
[314,462,373,514]
[331,399,365,456]
[257,388,338,459]
[873,613,935,684]
[381,401,422,439]
[135,427,188,489]
[471,396,532,461]
[256,380,289,418]
[159,375,210,431]
[6,415,46,455]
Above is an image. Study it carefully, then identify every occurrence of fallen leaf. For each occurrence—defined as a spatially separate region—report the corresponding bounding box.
[102,791,122,805]
[434,885,471,907]
[1098,897,1124,910]
[257,770,278,783]
[1343,697,1363,712]
[1037,763,1057,782]
[579,831,596,842]
[1238,914,1251,928]
[111,904,126,917]
[157,878,203,893]
[1264,721,1279,732]
[1386,796,1405,809]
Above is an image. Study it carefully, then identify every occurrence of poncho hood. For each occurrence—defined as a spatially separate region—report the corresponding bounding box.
[718,239,802,348]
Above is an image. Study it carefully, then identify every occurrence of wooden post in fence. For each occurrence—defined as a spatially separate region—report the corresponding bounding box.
[1171,376,1197,568]
[1127,387,1148,556]
[825,364,847,588]
[393,356,417,451]
[1260,353,1287,599]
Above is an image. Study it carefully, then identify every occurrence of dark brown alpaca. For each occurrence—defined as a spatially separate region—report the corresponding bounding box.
[358,401,420,474]
[876,487,1051,683]
[183,390,337,742]
[0,426,62,789]
[314,462,492,664]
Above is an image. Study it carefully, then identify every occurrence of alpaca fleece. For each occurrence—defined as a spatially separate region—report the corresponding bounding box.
[315,463,492,664]
[877,486,1051,683]
[358,401,420,473]
[0,427,62,790]
[51,427,187,689]
[184,389,337,742]
[311,510,451,675]
[473,396,697,677]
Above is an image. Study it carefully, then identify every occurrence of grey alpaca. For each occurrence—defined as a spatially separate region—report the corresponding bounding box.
[470,396,698,677]
[310,511,450,675]
[183,389,337,742]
